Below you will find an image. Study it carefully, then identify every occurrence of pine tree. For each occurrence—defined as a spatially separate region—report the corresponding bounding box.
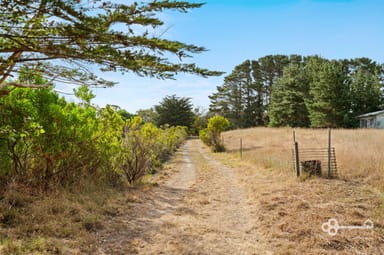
[258,55,290,109]
[250,60,265,126]
[269,64,310,127]
[0,0,222,95]
[307,60,350,128]
[155,95,195,128]
[209,69,244,128]
[209,55,297,127]
[350,69,383,117]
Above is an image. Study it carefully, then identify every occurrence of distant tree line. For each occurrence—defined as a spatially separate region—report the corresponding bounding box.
[209,55,384,128]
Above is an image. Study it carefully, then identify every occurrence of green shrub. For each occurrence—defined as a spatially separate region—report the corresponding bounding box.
[199,128,211,145]
[0,85,188,188]
[200,116,230,152]
[116,117,188,184]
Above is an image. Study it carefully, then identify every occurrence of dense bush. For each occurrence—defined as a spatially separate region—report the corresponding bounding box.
[116,117,187,184]
[0,87,101,188]
[0,86,187,188]
[199,116,230,152]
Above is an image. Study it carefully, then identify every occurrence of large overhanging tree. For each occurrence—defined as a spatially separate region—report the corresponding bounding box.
[0,0,222,95]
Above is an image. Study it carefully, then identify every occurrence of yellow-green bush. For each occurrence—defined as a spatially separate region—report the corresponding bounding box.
[199,116,230,152]
[115,117,187,184]
[0,87,188,188]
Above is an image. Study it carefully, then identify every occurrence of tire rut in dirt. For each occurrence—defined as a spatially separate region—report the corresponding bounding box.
[187,142,265,254]
[96,141,197,255]
[96,140,270,255]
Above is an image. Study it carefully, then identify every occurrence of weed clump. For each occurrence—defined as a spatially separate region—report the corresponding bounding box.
[1,209,18,227]
[82,215,103,232]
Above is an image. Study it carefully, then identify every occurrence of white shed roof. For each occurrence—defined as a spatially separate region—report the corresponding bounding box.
[358,110,384,118]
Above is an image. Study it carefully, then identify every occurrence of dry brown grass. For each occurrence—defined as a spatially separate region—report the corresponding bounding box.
[223,127,384,191]
[216,127,384,254]
[0,181,126,255]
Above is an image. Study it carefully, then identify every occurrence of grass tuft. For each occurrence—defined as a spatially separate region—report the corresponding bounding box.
[82,215,103,232]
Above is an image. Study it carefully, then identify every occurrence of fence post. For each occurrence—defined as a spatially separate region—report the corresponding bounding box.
[293,131,300,177]
[294,141,300,177]
[240,137,243,160]
[328,128,331,178]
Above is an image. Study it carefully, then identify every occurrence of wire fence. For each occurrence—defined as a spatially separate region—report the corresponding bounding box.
[292,147,338,178]
[292,128,338,178]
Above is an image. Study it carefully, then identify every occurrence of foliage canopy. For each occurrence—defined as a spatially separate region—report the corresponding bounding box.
[209,55,384,128]
[155,94,195,129]
[0,0,222,95]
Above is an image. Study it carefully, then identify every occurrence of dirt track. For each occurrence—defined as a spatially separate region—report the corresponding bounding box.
[96,139,384,255]
[96,139,271,254]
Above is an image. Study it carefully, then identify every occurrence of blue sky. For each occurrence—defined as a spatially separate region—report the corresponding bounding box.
[79,0,384,113]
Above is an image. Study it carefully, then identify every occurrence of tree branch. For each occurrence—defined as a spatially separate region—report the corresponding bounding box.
[5,81,51,89]
[0,81,51,96]
[0,51,23,84]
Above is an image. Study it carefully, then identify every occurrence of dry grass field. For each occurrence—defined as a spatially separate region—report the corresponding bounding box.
[222,127,384,191]
[217,127,384,254]
[0,182,126,254]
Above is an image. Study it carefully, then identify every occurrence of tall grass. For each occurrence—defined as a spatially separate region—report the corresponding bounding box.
[222,127,384,191]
